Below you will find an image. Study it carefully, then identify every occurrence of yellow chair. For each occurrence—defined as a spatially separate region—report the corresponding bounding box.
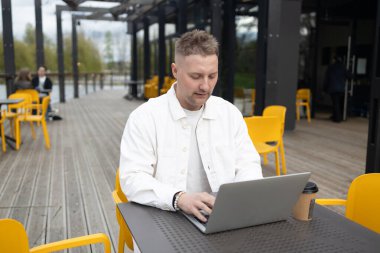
[0,218,110,253]
[16,89,40,107]
[16,96,51,150]
[262,106,287,174]
[112,169,133,252]
[296,88,311,123]
[316,173,380,233]
[0,110,6,152]
[244,116,283,175]
[144,75,159,99]
[5,93,34,149]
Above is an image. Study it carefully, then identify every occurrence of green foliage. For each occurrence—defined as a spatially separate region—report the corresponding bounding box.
[0,24,103,73]
[234,72,255,89]
[64,32,103,73]
[235,34,257,89]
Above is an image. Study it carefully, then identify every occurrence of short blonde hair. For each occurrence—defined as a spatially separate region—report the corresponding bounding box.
[175,30,219,58]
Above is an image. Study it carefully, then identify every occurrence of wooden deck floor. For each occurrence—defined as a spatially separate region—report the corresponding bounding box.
[0,89,368,252]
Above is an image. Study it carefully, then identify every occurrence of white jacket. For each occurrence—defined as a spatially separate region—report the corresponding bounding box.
[119,84,262,211]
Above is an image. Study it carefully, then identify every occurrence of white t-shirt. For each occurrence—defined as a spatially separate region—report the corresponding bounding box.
[183,107,212,193]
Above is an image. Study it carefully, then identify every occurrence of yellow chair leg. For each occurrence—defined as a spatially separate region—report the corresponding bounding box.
[15,119,21,150]
[263,154,268,165]
[279,140,287,175]
[306,105,311,123]
[274,151,280,176]
[30,122,36,139]
[1,124,5,152]
[118,226,126,253]
[296,105,300,121]
[41,119,50,149]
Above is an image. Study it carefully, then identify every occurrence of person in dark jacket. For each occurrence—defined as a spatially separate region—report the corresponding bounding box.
[324,56,348,122]
[32,66,53,91]
[32,66,53,120]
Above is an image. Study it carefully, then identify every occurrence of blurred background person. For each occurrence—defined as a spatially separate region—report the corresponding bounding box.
[14,68,33,90]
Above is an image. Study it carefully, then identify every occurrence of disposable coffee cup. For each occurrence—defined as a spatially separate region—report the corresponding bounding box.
[292,182,318,221]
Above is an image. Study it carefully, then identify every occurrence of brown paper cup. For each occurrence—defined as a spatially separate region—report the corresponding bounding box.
[292,182,318,221]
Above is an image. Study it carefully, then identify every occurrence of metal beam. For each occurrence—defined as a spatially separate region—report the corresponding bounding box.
[35,0,44,68]
[131,21,138,97]
[366,0,380,173]
[72,15,79,98]
[1,0,16,96]
[56,6,65,102]
[143,17,151,83]
[176,0,187,35]
[158,4,166,95]
[211,0,222,97]
[222,0,236,103]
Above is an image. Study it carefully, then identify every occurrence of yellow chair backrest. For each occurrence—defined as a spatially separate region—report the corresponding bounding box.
[0,219,30,253]
[263,105,286,135]
[16,89,39,104]
[296,88,311,102]
[0,218,111,253]
[113,169,133,251]
[345,173,380,233]
[244,116,282,143]
[114,169,128,203]
[8,93,32,113]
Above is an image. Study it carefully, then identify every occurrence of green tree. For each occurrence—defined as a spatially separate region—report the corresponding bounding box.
[104,31,114,69]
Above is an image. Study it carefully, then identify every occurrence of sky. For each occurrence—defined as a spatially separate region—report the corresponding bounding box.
[1,0,131,61]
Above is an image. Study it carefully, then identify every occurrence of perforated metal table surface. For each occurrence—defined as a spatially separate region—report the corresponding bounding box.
[118,203,380,253]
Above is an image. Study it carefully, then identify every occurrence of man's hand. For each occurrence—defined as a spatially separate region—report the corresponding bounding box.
[177,192,215,222]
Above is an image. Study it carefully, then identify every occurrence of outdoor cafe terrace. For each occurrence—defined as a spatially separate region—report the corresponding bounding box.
[0,87,368,252]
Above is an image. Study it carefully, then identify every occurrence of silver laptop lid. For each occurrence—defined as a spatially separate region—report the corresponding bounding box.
[187,172,311,234]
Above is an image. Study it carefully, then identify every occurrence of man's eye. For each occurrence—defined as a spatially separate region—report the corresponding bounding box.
[209,75,216,79]
[191,75,200,79]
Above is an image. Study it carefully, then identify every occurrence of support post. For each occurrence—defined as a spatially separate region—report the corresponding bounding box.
[35,0,44,68]
[176,0,187,35]
[366,0,380,173]
[221,0,236,103]
[211,0,222,97]
[158,5,166,95]
[144,18,151,83]
[56,6,65,102]
[1,0,16,96]
[131,22,138,97]
[72,15,79,98]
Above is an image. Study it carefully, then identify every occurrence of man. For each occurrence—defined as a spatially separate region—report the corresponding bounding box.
[324,56,348,123]
[119,30,262,225]
[32,66,53,120]
[32,66,53,91]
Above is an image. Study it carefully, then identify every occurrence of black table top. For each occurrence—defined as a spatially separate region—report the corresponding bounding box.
[118,202,380,253]
[0,98,24,105]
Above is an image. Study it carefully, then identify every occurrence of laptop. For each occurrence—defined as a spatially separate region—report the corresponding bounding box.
[182,172,311,234]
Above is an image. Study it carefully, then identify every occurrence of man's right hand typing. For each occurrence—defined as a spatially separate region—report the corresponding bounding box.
[177,192,215,223]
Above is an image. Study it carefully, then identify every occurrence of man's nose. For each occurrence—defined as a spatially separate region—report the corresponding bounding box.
[200,78,211,91]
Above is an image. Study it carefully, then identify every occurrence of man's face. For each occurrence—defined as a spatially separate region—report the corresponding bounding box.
[38,67,46,77]
[171,54,218,111]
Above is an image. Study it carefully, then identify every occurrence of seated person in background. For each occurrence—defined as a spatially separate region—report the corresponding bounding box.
[119,30,262,228]
[14,68,33,90]
[32,66,53,120]
[32,65,53,92]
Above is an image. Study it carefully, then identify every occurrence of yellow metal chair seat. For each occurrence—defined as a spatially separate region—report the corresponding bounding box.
[112,169,134,252]
[253,142,278,154]
[0,218,111,253]
[316,173,380,233]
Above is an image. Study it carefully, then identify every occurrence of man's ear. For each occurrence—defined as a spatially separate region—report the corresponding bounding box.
[171,63,178,79]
